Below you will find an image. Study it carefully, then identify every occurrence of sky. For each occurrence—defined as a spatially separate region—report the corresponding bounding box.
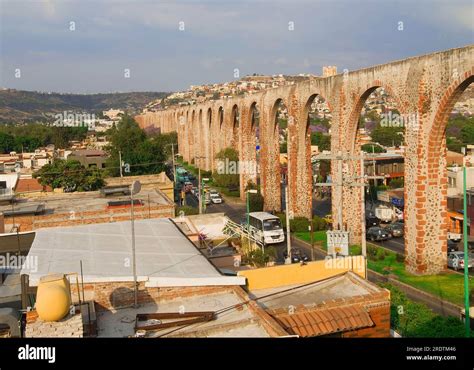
[0,0,473,94]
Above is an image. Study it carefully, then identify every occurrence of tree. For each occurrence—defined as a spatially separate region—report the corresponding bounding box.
[461,124,474,144]
[370,124,403,147]
[245,181,264,212]
[213,147,240,189]
[105,114,177,177]
[362,143,386,153]
[33,159,104,191]
[310,132,330,151]
[0,132,15,153]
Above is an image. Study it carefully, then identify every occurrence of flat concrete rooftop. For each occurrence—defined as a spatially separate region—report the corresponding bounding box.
[0,186,172,215]
[97,288,274,338]
[249,273,383,311]
[20,218,245,287]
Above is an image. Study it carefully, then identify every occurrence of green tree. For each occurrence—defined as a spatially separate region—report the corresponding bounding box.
[0,132,15,153]
[213,147,240,189]
[33,159,104,191]
[461,124,474,144]
[362,143,386,153]
[245,181,264,212]
[370,124,403,147]
[310,132,331,151]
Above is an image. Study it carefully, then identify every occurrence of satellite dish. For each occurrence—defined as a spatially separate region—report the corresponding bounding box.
[131,181,141,196]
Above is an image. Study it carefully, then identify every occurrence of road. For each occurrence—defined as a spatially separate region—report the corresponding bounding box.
[182,188,322,264]
[182,187,472,274]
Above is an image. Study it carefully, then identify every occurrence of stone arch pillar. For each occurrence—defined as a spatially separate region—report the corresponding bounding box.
[260,98,283,213]
[287,91,312,219]
[239,102,258,200]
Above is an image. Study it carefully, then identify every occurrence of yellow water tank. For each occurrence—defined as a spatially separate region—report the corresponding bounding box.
[35,274,72,322]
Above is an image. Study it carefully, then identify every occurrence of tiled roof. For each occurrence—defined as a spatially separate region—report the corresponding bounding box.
[272,305,374,337]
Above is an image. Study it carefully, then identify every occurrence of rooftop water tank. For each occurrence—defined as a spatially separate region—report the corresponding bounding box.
[35,274,71,322]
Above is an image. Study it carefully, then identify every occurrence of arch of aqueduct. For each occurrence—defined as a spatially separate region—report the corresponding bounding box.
[136,45,474,275]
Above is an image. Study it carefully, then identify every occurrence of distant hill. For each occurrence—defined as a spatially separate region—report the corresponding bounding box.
[0,89,170,123]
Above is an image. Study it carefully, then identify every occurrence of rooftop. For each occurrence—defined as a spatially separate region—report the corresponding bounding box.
[249,273,381,310]
[248,272,389,337]
[97,287,285,338]
[20,218,246,287]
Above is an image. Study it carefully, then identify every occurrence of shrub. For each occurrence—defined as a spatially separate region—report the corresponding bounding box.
[290,217,310,233]
[376,248,387,261]
[312,216,328,231]
[395,253,405,263]
[176,206,199,216]
[367,245,378,260]
[384,284,471,337]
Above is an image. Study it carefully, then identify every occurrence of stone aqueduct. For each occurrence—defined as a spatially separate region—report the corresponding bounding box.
[136,45,474,275]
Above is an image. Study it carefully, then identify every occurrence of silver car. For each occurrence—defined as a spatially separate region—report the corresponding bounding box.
[447,251,473,271]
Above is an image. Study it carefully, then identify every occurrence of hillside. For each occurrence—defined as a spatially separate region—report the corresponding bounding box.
[0,89,170,123]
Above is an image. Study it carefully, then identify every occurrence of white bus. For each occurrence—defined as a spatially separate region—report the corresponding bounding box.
[247,212,285,245]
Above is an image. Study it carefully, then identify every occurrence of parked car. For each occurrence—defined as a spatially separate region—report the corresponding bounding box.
[284,248,309,264]
[366,227,390,241]
[447,232,462,242]
[385,223,404,238]
[209,192,223,204]
[447,239,458,253]
[366,215,381,228]
[447,251,473,271]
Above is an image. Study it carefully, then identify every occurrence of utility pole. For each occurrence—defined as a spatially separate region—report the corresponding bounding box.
[194,156,206,214]
[130,181,141,308]
[198,166,202,214]
[360,150,367,258]
[314,151,384,261]
[285,183,292,264]
[462,166,471,337]
[337,150,343,230]
[119,150,123,178]
[171,144,176,184]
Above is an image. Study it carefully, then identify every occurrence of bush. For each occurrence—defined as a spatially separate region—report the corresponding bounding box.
[312,216,328,231]
[176,206,199,216]
[384,284,471,337]
[376,248,387,261]
[289,217,310,233]
[243,247,276,268]
[395,253,405,263]
[367,244,378,260]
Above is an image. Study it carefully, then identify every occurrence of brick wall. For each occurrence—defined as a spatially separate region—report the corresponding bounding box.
[4,204,174,231]
[342,301,391,338]
[70,281,234,312]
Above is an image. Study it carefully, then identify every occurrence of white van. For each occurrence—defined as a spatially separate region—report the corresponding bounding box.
[247,212,285,245]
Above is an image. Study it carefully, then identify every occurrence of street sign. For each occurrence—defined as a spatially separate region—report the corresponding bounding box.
[256,145,260,151]
[327,230,350,256]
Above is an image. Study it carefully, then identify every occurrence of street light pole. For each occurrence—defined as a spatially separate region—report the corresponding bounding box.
[462,166,471,337]
[130,181,141,308]
[285,183,292,264]
[119,151,123,178]
[198,166,202,214]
